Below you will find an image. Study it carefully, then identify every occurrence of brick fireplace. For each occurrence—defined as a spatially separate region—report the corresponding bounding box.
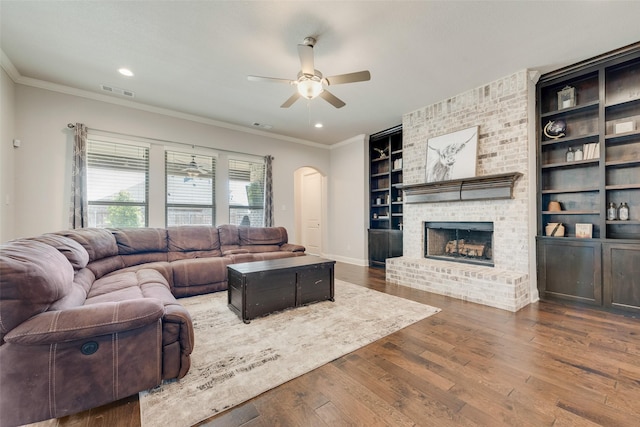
[386,70,537,312]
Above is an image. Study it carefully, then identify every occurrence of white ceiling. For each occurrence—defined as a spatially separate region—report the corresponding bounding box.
[2,1,639,146]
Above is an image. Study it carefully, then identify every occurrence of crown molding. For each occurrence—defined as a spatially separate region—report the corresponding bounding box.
[330,134,366,150]
[0,50,20,81]
[0,49,330,150]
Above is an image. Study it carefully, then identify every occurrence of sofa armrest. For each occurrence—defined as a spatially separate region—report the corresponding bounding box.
[280,243,305,252]
[4,299,164,345]
[163,303,195,356]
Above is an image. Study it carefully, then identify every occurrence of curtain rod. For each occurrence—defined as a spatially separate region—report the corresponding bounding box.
[66,123,273,160]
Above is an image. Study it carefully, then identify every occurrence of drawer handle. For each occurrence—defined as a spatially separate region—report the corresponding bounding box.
[315,280,323,285]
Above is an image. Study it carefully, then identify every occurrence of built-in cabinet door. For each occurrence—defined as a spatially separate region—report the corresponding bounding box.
[389,230,403,258]
[368,229,388,267]
[602,242,640,313]
[537,238,602,305]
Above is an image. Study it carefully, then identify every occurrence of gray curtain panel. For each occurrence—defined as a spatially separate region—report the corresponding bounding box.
[69,123,88,228]
[264,155,274,227]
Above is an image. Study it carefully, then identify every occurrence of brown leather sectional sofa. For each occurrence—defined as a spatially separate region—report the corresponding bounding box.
[0,224,305,426]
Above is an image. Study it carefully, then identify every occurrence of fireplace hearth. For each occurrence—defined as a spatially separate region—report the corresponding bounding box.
[424,221,494,266]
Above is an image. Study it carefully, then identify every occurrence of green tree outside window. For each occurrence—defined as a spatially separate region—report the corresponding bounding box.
[106,191,142,227]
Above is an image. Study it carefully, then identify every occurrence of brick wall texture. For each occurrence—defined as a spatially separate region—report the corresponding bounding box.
[386,70,532,312]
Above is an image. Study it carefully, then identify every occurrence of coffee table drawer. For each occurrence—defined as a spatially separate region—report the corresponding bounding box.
[247,270,296,319]
[297,264,333,305]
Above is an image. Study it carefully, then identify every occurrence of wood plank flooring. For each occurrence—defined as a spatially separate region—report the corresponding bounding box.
[31,262,640,427]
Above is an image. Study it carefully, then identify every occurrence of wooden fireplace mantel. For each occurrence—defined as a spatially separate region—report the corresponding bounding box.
[399,172,523,204]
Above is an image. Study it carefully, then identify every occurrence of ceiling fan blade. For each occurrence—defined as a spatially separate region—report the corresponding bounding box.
[324,70,371,85]
[319,90,346,109]
[297,44,315,75]
[248,75,293,84]
[280,92,301,108]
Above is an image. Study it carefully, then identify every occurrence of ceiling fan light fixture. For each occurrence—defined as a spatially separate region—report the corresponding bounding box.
[181,155,208,178]
[248,37,369,108]
[297,77,324,99]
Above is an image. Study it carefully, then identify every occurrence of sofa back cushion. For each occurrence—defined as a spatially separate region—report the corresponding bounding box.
[112,228,168,254]
[218,224,241,252]
[0,240,74,340]
[112,228,169,267]
[238,226,288,246]
[57,228,118,262]
[29,234,89,270]
[57,228,122,278]
[167,226,222,260]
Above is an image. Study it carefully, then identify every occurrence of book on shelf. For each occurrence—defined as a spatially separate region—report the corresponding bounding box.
[581,142,600,160]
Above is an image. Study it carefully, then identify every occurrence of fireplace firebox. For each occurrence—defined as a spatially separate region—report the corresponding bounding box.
[424,221,494,266]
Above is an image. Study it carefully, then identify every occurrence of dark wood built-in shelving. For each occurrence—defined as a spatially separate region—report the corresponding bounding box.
[536,42,640,314]
[368,125,403,268]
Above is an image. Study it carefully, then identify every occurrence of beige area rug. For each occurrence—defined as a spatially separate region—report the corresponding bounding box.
[139,279,441,427]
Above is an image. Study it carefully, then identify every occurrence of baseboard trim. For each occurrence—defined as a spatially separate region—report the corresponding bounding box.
[322,253,368,267]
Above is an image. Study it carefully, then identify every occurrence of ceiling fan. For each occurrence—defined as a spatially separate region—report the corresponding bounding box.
[181,155,210,178]
[248,36,371,109]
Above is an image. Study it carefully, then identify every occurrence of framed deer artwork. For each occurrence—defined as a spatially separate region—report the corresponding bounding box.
[425,126,478,183]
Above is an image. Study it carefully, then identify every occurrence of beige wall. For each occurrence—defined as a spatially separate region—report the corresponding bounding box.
[0,69,16,242]
[3,80,374,265]
[10,84,331,241]
[327,135,368,265]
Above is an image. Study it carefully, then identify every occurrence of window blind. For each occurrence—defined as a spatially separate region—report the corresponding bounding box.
[228,158,265,227]
[87,139,149,227]
[165,151,216,226]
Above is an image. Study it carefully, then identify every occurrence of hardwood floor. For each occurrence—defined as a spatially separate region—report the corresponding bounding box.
[33,263,640,427]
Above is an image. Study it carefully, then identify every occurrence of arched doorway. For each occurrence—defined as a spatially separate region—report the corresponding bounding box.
[294,167,325,256]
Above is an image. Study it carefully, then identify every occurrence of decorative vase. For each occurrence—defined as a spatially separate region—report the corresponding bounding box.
[548,201,561,212]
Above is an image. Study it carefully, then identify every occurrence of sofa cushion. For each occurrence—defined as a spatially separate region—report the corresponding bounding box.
[85,255,126,279]
[171,257,229,289]
[29,234,89,270]
[238,226,288,246]
[167,226,222,260]
[167,226,221,252]
[121,252,169,267]
[49,268,95,311]
[103,261,173,288]
[57,228,118,262]
[0,240,74,338]
[87,270,152,302]
[218,224,241,252]
[112,228,168,255]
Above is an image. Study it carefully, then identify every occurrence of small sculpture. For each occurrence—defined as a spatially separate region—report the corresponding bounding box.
[543,120,566,139]
[373,147,388,159]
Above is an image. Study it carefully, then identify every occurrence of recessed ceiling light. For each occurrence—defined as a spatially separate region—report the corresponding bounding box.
[314,123,323,128]
[118,68,134,77]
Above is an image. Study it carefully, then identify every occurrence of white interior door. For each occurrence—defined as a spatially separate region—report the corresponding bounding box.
[301,170,322,255]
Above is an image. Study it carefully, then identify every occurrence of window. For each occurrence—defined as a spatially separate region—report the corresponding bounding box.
[165,151,216,226]
[87,139,149,227]
[228,158,265,227]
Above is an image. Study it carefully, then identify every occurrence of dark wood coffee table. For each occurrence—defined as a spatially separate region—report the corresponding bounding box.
[227,256,335,323]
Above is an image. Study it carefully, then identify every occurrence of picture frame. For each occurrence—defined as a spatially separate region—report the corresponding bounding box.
[575,223,593,239]
[557,85,576,110]
[425,126,478,183]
